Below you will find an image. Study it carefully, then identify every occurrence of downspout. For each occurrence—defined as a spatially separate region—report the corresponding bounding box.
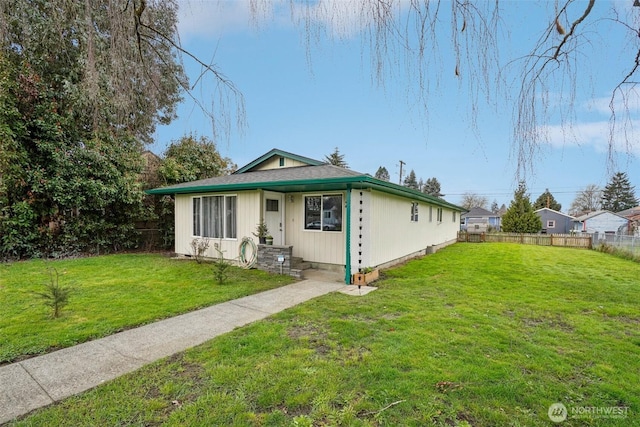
[344,185,352,284]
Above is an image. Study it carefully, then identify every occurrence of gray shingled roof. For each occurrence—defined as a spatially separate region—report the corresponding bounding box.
[573,210,628,221]
[461,207,499,218]
[154,164,363,192]
[147,163,464,211]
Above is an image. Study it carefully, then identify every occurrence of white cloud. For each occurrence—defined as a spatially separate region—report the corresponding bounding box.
[541,119,640,155]
[176,0,273,40]
[176,0,411,41]
[540,88,640,155]
[289,0,374,39]
[584,88,640,116]
[289,0,416,39]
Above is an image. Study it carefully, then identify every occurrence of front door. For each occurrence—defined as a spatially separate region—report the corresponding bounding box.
[264,192,284,245]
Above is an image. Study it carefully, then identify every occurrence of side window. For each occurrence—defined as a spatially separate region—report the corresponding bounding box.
[193,197,201,236]
[411,202,419,222]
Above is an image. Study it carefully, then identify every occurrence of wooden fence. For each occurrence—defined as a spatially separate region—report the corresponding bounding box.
[457,231,592,249]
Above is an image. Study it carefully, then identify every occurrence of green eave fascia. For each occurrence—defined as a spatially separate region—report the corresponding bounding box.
[361,177,465,212]
[146,175,464,212]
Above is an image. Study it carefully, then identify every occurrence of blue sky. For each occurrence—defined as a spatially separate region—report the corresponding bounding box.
[153,0,640,211]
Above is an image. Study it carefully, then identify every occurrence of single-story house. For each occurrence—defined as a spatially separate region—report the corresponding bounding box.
[617,206,640,236]
[460,207,501,232]
[534,208,575,234]
[572,210,629,235]
[617,206,640,218]
[148,148,464,283]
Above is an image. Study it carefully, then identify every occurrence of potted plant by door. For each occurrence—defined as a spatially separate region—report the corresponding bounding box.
[253,221,269,244]
[265,235,274,245]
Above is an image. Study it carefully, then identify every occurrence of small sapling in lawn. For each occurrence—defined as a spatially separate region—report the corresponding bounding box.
[213,246,231,285]
[34,267,74,318]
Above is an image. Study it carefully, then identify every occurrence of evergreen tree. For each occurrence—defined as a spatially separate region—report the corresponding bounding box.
[403,169,419,189]
[324,147,348,168]
[533,188,562,211]
[423,177,443,197]
[374,166,390,181]
[501,182,542,233]
[601,172,638,212]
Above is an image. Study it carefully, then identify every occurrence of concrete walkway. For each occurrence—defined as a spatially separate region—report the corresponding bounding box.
[0,278,347,424]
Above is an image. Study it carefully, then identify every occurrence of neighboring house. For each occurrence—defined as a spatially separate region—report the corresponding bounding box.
[460,207,501,232]
[617,206,640,236]
[572,210,629,235]
[148,148,464,283]
[617,206,640,218]
[628,214,640,236]
[535,208,575,234]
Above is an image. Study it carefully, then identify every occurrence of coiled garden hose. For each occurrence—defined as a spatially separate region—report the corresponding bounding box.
[238,237,257,269]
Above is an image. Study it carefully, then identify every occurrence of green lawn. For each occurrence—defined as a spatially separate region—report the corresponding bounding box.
[0,254,295,364]
[8,244,640,426]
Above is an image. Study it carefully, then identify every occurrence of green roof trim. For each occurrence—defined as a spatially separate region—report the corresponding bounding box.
[147,149,463,211]
[147,174,464,212]
[234,148,324,174]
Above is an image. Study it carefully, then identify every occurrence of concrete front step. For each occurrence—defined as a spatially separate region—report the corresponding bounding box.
[290,269,304,279]
[291,257,312,271]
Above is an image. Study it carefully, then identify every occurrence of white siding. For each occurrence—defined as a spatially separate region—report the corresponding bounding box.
[582,213,628,234]
[351,190,458,271]
[174,191,261,260]
[175,188,459,271]
[251,157,309,171]
[350,189,372,272]
[284,192,345,265]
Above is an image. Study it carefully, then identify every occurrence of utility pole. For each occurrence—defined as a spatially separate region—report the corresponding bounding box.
[398,160,405,185]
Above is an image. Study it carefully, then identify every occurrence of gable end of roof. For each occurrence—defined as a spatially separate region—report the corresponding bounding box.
[234,148,324,174]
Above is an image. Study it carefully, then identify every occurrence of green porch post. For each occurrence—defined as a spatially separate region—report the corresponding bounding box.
[344,185,352,284]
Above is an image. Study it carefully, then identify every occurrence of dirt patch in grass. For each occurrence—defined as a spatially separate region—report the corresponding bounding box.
[287,323,327,340]
[610,315,640,324]
[343,312,402,323]
[344,314,377,323]
[287,323,330,356]
[430,405,479,427]
[520,316,574,332]
[336,345,370,364]
[143,353,210,425]
[455,411,479,426]
[287,323,371,361]
[277,404,313,418]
